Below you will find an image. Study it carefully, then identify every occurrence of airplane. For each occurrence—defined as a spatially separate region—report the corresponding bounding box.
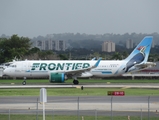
[3,36,155,85]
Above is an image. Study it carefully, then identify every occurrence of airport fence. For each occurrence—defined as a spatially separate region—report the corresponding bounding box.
[0,96,159,120]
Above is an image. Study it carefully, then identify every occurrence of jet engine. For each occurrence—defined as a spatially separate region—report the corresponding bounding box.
[49,73,67,83]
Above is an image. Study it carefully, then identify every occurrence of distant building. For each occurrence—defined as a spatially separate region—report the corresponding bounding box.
[102,41,115,52]
[126,39,133,49]
[152,41,155,48]
[35,40,66,51]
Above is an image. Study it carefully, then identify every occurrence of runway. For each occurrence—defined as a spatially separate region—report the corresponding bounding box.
[0,96,159,117]
[0,84,159,117]
[0,83,159,88]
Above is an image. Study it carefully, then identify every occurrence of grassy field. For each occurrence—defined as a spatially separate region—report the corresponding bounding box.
[0,78,159,85]
[0,78,158,96]
[0,87,158,96]
[0,114,158,120]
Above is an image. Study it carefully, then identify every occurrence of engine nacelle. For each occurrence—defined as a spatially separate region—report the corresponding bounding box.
[49,73,66,83]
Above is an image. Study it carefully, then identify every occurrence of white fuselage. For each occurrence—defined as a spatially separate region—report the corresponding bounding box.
[3,60,126,78]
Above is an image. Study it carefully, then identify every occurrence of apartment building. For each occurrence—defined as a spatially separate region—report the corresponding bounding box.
[102,41,115,52]
[126,39,133,49]
[36,40,66,51]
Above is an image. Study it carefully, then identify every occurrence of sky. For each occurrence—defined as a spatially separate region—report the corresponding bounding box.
[0,0,159,38]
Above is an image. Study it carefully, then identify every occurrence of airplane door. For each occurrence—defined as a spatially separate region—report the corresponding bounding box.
[14,63,20,77]
[28,62,32,77]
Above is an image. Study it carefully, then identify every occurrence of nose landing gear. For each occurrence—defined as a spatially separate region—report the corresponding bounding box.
[22,77,26,85]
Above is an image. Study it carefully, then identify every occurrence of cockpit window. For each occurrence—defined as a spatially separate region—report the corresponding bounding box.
[5,63,11,66]
[9,65,16,68]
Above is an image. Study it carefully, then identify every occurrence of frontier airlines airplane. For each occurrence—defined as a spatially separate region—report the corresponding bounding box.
[3,36,155,85]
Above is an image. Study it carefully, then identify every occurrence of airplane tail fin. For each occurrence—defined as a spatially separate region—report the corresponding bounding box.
[123,36,153,72]
[125,36,153,63]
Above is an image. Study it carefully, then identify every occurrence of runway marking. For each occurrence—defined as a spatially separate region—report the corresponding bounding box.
[76,86,81,88]
[121,86,131,89]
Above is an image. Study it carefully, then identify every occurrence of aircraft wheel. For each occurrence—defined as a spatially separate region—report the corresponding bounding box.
[22,81,26,85]
[73,79,79,85]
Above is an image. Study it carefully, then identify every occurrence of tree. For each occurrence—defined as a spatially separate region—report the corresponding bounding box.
[148,53,159,62]
[111,52,122,60]
[0,34,31,63]
[28,47,40,54]
[122,51,128,59]
[59,54,68,60]
[37,50,59,60]
[92,52,100,59]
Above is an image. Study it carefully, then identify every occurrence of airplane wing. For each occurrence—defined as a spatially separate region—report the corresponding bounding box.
[63,57,102,74]
[134,62,156,70]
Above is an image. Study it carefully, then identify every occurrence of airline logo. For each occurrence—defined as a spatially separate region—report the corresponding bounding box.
[137,46,144,50]
[31,62,90,71]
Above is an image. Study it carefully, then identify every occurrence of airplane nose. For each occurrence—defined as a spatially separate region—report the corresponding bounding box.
[3,69,10,76]
[3,69,7,76]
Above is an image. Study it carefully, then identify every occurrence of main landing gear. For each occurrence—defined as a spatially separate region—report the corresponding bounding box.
[22,77,26,85]
[72,75,79,85]
[73,79,79,85]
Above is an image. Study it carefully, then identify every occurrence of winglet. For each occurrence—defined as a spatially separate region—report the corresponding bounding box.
[93,57,102,68]
[91,57,96,61]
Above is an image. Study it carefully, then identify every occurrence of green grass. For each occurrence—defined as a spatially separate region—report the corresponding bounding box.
[0,88,158,96]
[0,114,158,120]
[67,79,159,84]
[0,79,158,96]
[0,78,159,85]
[0,79,49,84]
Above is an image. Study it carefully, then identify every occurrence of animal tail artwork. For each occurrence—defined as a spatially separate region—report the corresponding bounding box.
[124,36,153,73]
